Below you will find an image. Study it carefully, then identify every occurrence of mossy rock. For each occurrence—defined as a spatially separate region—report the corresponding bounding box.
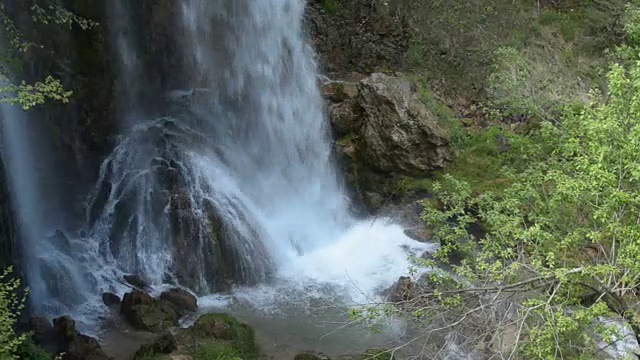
[134,332,177,360]
[192,342,244,360]
[120,290,180,333]
[189,313,258,360]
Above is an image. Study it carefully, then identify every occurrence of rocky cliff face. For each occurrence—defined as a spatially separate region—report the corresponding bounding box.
[324,73,453,212]
[305,0,411,75]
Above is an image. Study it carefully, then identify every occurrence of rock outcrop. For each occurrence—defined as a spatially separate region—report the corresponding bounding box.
[52,316,112,360]
[120,290,179,332]
[306,0,411,75]
[133,332,177,360]
[102,292,121,308]
[325,73,453,211]
[159,287,198,315]
[383,276,418,303]
[188,313,260,359]
[124,274,149,289]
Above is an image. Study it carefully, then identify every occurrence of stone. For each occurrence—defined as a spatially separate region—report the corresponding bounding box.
[123,274,148,289]
[102,292,121,308]
[29,316,56,352]
[189,313,259,358]
[133,332,177,359]
[52,316,112,360]
[327,73,454,212]
[294,351,331,360]
[160,287,198,315]
[322,81,358,103]
[383,276,417,303]
[357,73,452,175]
[329,99,362,136]
[120,290,179,332]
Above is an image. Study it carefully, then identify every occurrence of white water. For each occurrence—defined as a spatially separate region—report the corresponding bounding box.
[1,1,435,343]
[0,103,98,317]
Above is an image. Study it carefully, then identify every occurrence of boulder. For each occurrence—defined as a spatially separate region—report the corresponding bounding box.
[123,274,148,289]
[28,316,56,352]
[189,313,258,358]
[120,290,179,332]
[357,73,452,175]
[160,287,198,315]
[133,332,177,359]
[294,351,331,360]
[383,276,417,303]
[326,73,454,212]
[52,316,112,360]
[102,292,121,308]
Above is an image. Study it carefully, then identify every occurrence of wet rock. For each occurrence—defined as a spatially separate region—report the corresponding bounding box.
[160,287,198,315]
[52,316,112,360]
[102,292,121,308]
[294,351,331,360]
[121,290,178,332]
[383,276,417,303]
[124,274,148,289]
[49,230,72,254]
[323,81,358,103]
[29,316,56,352]
[133,332,177,359]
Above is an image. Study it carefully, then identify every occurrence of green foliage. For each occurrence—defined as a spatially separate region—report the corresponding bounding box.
[404,0,531,96]
[347,6,640,357]
[0,267,27,360]
[0,1,97,109]
[321,0,339,14]
[0,75,72,109]
[417,21,640,356]
[31,3,98,30]
[15,339,53,360]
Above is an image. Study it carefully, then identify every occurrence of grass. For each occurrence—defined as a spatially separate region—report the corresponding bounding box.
[400,124,544,198]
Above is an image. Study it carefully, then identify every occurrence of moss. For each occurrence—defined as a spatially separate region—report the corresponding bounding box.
[321,0,339,14]
[190,313,259,360]
[192,342,243,360]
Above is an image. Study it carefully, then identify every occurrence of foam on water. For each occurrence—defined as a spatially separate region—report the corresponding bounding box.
[282,220,434,304]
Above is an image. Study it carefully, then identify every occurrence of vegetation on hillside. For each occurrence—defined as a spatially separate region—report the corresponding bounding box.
[349,1,640,359]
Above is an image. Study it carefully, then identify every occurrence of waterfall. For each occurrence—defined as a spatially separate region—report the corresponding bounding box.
[85,0,355,295]
[1,0,431,324]
[0,103,98,317]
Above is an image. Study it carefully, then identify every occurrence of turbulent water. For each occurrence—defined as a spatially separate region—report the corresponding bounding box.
[1,0,432,340]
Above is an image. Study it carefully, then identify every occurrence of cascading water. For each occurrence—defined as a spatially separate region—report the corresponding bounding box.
[2,1,433,344]
[86,0,432,307]
[0,102,97,317]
